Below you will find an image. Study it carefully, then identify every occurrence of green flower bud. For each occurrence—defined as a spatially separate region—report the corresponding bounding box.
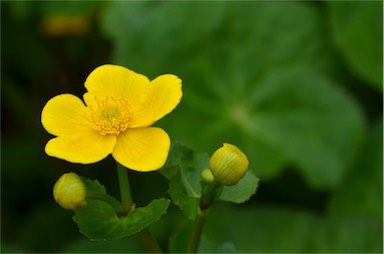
[53,172,86,210]
[209,143,249,186]
[201,168,215,184]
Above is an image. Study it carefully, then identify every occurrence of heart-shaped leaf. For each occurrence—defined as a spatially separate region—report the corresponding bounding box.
[102,1,365,190]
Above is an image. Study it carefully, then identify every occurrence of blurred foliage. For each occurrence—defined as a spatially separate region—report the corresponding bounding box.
[1,1,382,253]
[102,1,367,189]
[327,1,383,90]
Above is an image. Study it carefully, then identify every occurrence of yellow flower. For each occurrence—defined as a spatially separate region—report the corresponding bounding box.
[209,143,249,186]
[53,172,87,210]
[42,64,182,172]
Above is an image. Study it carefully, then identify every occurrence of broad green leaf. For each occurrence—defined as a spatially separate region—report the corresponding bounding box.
[101,2,227,75]
[173,67,364,189]
[328,119,383,220]
[327,1,383,90]
[102,2,365,189]
[73,178,170,240]
[249,69,364,188]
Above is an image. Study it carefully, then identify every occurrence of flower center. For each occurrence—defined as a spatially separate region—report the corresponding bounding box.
[89,97,132,135]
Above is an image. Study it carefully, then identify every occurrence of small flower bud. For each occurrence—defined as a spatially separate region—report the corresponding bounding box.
[53,172,87,210]
[209,143,249,186]
[201,168,215,184]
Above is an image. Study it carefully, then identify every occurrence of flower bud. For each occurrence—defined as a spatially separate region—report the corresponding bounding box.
[201,168,215,184]
[53,172,86,210]
[209,143,249,186]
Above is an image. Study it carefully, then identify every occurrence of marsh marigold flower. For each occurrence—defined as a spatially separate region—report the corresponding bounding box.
[209,143,249,186]
[42,64,182,172]
[53,172,87,210]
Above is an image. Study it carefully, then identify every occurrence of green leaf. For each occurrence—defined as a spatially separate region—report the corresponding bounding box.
[327,1,383,90]
[163,143,207,219]
[167,172,199,220]
[101,2,228,75]
[73,178,170,240]
[220,170,259,204]
[248,69,365,188]
[164,142,209,198]
[102,2,365,189]
[174,66,364,189]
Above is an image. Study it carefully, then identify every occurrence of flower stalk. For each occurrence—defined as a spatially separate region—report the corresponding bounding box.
[116,162,133,212]
[116,162,163,253]
[188,143,249,253]
[188,180,222,253]
[199,180,222,210]
[138,228,163,253]
[187,207,208,253]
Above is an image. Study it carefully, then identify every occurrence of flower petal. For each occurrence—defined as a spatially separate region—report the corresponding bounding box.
[84,64,150,111]
[41,94,91,137]
[112,127,171,172]
[130,74,182,127]
[45,131,116,164]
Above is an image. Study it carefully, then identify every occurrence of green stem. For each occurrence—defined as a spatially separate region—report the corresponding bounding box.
[116,162,133,211]
[115,162,163,253]
[138,228,163,253]
[187,180,222,253]
[200,181,221,210]
[86,191,124,213]
[187,207,208,253]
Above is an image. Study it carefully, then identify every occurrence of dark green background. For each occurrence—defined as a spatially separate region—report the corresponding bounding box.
[1,1,382,253]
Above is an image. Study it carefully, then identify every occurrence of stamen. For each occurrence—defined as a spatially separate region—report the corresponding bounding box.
[89,96,132,135]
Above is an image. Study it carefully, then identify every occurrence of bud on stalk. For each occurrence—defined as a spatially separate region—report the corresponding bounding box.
[53,172,87,210]
[209,143,249,186]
